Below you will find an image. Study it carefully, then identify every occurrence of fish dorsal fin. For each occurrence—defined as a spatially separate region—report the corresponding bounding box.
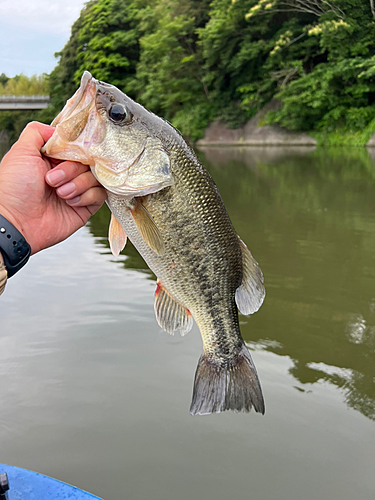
[154,280,193,336]
[108,213,127,257]
[235,237,265,315]
[131,199,165,256]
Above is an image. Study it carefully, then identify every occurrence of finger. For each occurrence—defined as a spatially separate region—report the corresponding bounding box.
[46,161,92,188]
[66,186,107,211]
[55,170,101,199]
[17,122,55,153]
[48,158,63,169]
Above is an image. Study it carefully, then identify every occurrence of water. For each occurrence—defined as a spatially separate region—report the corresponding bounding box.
[1,144,375,500]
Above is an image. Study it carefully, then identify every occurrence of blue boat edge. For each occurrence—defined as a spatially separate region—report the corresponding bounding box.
[0,463,104,500]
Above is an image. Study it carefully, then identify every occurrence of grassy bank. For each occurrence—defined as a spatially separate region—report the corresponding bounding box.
[311,119,375,147]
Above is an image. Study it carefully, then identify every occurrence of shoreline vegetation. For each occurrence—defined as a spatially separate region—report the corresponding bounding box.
[2,0,375,148]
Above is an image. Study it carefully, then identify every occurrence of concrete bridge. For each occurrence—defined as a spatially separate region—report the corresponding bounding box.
[0,95,50,110]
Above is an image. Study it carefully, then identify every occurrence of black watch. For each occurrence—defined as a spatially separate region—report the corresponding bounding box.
[0,214,31,278]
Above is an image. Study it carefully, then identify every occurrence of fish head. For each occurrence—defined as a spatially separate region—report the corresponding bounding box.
[42,71,174,197]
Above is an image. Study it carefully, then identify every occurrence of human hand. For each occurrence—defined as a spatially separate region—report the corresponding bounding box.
[0,121,107,255]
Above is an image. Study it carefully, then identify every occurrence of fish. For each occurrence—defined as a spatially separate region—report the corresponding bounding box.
[42,71,266,415]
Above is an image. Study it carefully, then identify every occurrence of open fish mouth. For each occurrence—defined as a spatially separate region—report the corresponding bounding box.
[42,71,174,198]
[51,72,97,145]
[51,71,96,128]
[41,71,98,160]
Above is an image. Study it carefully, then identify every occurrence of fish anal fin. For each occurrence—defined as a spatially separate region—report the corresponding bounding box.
[154,280,193,336]
[131,199,165,256]
[235,237,265,315]
[109,213,127,256]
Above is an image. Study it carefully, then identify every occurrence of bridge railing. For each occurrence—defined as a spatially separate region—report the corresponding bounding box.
[0,95,50,110]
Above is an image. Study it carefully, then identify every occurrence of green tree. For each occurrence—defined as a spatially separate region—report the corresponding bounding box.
[199,0,322,125]
[0,74,48,95]
[48,0,100,115]
[5,0,375,145]
[133,0,212,140]
[0,73,9,87]
[73,0,142,91]
[239,0,375,135]
[48,0,143,115]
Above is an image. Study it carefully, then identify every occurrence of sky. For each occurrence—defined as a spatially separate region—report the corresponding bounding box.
[0,0,87,77]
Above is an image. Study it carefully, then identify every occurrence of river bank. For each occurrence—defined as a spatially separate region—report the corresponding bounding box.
[2,103,375,150]
[196,100,316,148]
[196,100,375,149]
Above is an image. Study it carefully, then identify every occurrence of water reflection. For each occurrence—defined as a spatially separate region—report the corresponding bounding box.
[88,205,153,275]
[87,146,375,421]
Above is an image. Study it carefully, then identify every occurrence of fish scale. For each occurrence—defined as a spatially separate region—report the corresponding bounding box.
[42,71,266,415]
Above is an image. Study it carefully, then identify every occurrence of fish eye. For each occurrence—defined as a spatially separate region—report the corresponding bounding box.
[108,103,127,123]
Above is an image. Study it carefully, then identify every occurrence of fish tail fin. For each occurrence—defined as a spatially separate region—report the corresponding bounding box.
[189,344,265,416]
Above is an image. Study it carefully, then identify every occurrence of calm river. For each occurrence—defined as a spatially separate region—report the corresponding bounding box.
[1,144,375,500]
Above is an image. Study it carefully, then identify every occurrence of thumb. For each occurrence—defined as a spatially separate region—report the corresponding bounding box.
[15,122,55,156]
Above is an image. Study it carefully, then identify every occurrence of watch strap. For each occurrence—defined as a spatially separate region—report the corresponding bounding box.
[0,214,31,278]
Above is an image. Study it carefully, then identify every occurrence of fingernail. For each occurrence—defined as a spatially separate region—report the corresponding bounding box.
[46,169,65,186]
[66,196,81,205]
[57,182,76,197]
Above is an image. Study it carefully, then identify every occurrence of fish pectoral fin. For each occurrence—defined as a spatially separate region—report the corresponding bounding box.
[131,199,165,256]
[235,237,265,315]
[154,280,193,336]
[108,213,127,257]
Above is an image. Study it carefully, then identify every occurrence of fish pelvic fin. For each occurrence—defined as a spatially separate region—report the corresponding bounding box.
[108,213,127,257]
[154,280,193,336]
[131,199,165,256]
[189,344,265,416]
[235,237,265,315]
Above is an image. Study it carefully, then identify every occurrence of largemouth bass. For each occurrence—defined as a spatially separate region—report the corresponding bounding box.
[42,71,266,415]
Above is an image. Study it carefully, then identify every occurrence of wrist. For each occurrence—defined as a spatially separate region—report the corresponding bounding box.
[0,204,34,254]
[0,204,26,240]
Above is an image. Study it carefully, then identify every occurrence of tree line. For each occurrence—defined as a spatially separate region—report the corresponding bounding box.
[2,0,375,144]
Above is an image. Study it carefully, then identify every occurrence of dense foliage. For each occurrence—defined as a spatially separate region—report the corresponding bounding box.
[49,0,214,140]
[199,0,375,141]
[3,0,375,143]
